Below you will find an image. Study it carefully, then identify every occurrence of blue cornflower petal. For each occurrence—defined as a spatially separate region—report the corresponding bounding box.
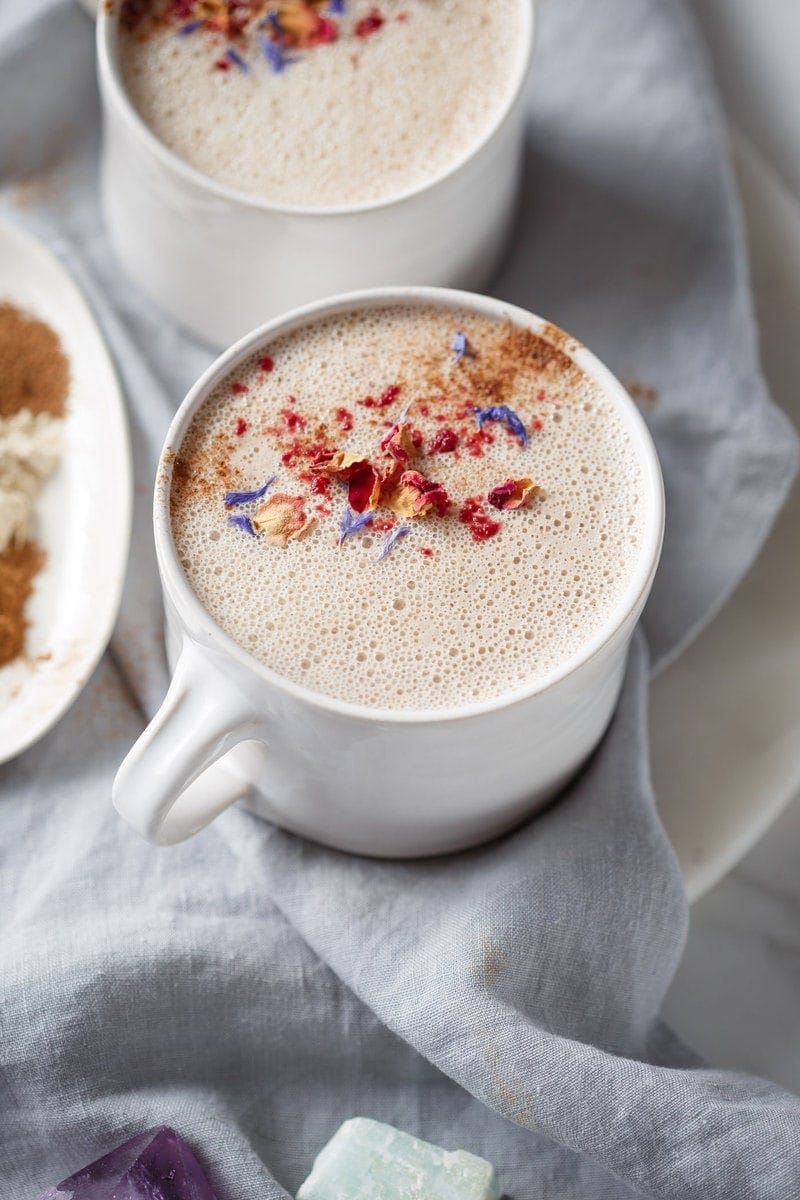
[228,514,258,537]
[339,506,374,544]
[225,46,249,72]
[264,8,284,39]
[259,33,298,72]
[376,525,411,562]
[224,475,276,507]
[328,0,346,12]
[177,19,203,37]
[451,331,475,362]
[473,404,528,447]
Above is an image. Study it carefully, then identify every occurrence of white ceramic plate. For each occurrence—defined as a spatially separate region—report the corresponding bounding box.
[653,135,800,900]
[0,218,132,763]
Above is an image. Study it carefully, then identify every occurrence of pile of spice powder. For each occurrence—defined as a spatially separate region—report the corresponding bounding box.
[0,302,68,668]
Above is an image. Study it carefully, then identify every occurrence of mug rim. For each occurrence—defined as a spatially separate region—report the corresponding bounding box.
[155,286,665,725]
[96,1,536,220]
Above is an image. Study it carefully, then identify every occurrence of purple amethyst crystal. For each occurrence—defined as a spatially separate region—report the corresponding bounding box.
[36,1126,220,1199]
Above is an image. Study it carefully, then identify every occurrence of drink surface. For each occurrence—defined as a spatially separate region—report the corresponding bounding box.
[118,0,526,207]
[169,303,649,711]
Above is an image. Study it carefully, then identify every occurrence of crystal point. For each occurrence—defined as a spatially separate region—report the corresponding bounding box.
[36,1125,220,1200]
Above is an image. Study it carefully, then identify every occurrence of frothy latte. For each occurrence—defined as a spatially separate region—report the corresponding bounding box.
[118,0,527,207]
[169,302,651,711]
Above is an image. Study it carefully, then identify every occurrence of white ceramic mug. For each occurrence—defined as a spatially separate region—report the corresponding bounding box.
[113,286,664,855]
[96,5,535,350]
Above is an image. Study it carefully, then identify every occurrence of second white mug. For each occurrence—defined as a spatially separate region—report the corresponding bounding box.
[96,4,535,349]
[112,286,664,855]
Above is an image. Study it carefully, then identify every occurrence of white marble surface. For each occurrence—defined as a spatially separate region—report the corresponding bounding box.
[665,7,800,1097]
[665,796,800,1094]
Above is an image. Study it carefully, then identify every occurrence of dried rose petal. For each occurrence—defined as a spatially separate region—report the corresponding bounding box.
[204,1,243,38]
[312,452,383,512]
[358,384,401,409]
[379,422,419,466]
[354,6,385,38]
[280,406,307,432]
[278,0,336,47]
[312,449,363,476]
[385,470,450,519]
[345,461,382,513]
[310,14,338,43]
[253,493,316,547]
[459,497,501,542]
[487,477,541,511]
[427,427,458,455]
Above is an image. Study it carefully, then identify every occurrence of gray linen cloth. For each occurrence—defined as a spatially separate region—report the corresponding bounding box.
[1,1,799,1197]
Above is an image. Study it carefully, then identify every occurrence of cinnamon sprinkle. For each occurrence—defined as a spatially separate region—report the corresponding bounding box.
[0,541,45,667]
[0,303,69,419]
[0,302,69,666]
[169,314,581,555]
[418,321,580,412]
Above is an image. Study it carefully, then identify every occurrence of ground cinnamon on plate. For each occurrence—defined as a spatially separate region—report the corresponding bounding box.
[0,301,69,419]
[0,540,45,667]
[0,301,69,666]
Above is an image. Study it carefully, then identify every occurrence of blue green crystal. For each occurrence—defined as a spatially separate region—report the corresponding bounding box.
[296,1118,500,1200]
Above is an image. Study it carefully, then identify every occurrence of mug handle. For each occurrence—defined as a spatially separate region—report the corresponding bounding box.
[112,639,261,845]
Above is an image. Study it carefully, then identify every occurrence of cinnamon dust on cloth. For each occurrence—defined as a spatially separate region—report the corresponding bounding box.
[0,302,68,665]
[1,3,799,1199]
